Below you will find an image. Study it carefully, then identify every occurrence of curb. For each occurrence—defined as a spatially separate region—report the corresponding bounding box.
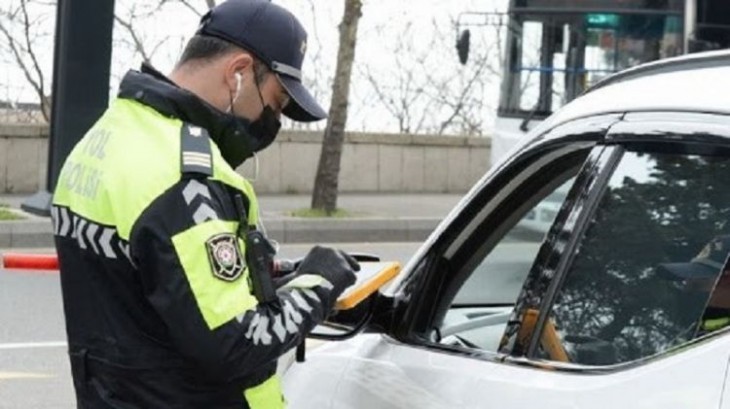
[261,218,440,244]
[0,218,441,248]
[0,220,56,248]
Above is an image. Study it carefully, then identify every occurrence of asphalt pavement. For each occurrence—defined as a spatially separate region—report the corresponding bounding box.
[0,193,465,248]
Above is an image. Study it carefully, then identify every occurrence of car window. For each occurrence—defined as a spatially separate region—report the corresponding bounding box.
[438,142,590,352]
[538,148,730,366]
[401,117,620,356]
[452,179,573,305]
[438,177,577,352]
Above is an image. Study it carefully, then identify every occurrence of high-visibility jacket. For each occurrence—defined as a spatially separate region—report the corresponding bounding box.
[702,316,730,333]
[52,65,335,408]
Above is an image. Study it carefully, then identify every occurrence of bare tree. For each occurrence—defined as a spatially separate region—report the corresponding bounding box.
[422,17,505,136]
[0,0,54,122]
[176,0,216,17]
[109,0,218,88]
[0,0,220,125]
[311,0,362,213]
[114,13,155,64]
[113,0,192,66]
[358,22,435,134]
[354,13,509,136]
[282,0,332,133]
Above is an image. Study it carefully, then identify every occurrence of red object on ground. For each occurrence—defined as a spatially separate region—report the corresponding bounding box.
[2,253,59,270]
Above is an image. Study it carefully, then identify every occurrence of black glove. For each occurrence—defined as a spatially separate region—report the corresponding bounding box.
[295,245,359,299]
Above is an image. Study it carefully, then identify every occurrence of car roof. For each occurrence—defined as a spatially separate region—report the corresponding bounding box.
[535,50,730,134]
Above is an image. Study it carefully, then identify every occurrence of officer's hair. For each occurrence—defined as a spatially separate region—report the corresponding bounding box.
[177,34,269,85]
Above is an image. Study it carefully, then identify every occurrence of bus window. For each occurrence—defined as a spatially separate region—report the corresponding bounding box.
[500,13,683,120]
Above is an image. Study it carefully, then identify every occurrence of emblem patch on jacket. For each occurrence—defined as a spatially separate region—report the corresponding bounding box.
[206,233,245,281]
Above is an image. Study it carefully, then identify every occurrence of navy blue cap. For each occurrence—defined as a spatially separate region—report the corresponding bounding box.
[197,0,326,122]
[659,235,730,280]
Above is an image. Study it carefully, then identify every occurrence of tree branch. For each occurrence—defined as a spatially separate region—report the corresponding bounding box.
[20,0,47,102]
[359,65,403,129]
[114,12,152,64]
[177,0,215,16]
[0,0,49,122]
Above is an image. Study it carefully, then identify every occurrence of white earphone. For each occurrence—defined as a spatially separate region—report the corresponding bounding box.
[234,72,242,96]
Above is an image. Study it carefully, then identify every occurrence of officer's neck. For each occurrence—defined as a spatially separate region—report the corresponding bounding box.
[169,64,228,113]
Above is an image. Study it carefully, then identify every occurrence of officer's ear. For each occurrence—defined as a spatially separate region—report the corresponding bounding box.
[225,52,254,92]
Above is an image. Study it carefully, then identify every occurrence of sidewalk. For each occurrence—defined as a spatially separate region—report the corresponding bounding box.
[0,193,464,248]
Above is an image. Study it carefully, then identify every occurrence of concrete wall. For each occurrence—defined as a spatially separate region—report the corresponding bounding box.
[0,124,49,194]
[0,124,490,194]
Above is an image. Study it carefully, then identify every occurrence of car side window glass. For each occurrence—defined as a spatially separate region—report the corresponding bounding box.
[439,178,575,352]
[540,149,730,366]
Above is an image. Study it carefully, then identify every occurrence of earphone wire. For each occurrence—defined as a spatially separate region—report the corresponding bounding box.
[255,196,279,254]
[249,152,260,183]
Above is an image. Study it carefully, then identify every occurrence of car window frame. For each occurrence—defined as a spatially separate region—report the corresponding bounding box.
[499,144,623,358]
[390,114,623,362]
[519,111,730,372]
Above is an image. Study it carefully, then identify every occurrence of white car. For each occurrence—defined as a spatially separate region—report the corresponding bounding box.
[283,50,730,408]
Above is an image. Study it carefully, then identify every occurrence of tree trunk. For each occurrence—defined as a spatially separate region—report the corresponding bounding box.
[311,0,362,214]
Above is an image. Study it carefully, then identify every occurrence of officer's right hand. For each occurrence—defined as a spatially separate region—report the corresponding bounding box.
[295,245,359,299]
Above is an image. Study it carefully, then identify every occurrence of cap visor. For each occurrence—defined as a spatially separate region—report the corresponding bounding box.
[657,262,719,280]
[278,75,327,122]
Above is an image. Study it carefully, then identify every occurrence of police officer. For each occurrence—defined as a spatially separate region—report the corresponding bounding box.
[51,1,358,407]
[659,235,730,337]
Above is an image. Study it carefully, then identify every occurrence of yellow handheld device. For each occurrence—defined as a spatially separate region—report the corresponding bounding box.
[335,261,401,310]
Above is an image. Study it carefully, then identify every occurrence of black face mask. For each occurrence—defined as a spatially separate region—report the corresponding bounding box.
[215,108,280,169]
[248,105,281,153]
[217,73,285,168]
[214,115,255,169]
[220,93,281,168]
[247,74,282,154]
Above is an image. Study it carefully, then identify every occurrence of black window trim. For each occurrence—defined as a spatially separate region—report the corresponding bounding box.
[525,145,624,358]
[608,111,730,147]
[498,144,615,356]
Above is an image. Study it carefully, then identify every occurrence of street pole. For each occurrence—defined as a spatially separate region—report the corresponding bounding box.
[21,0,115,216]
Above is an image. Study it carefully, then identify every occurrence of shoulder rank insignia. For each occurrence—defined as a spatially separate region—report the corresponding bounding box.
[181,123,213,176]
[206,233,245,281]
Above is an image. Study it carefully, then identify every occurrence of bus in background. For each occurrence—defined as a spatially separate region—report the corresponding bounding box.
[457,0,730,166]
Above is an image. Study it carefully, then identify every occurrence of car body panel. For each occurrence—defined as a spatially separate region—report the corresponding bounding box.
[284,333,730,409]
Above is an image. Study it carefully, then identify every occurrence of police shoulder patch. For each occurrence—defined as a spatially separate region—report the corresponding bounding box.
[206,233,245,282]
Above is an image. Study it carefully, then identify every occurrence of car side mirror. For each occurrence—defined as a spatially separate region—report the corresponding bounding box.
[294,292,379,363]
[313,298,376,339]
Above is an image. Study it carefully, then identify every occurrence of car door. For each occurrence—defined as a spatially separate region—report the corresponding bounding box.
[283,115,615,408]
[285,113,730,408]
